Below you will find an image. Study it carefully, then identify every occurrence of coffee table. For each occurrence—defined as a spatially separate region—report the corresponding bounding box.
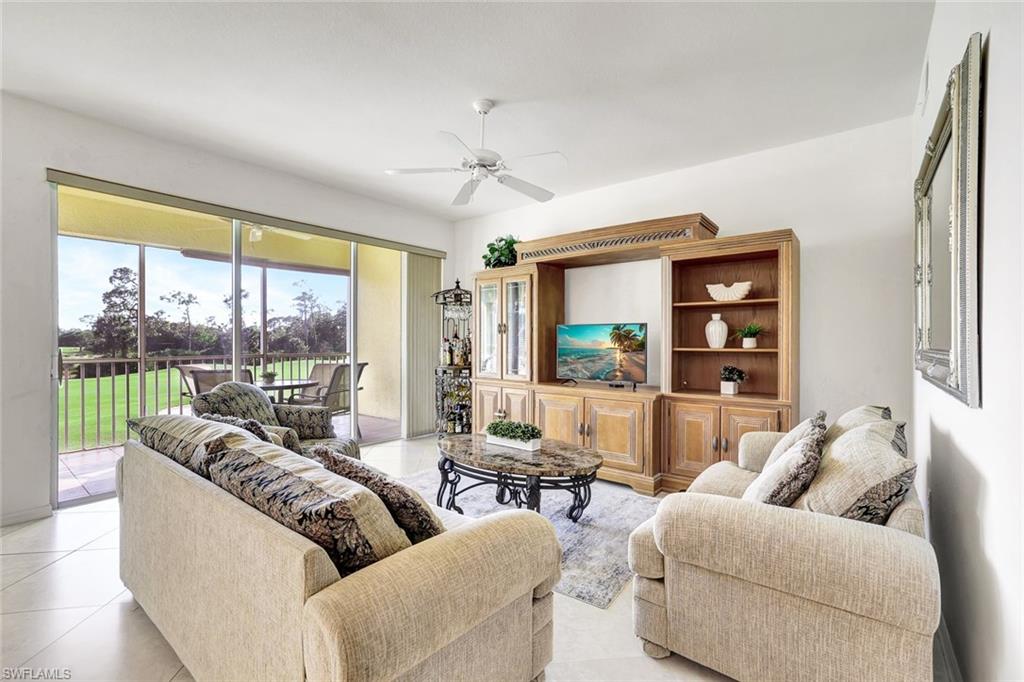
[436,434,603,523]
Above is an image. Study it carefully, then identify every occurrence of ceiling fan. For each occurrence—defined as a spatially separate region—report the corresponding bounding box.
[385,99,565,206]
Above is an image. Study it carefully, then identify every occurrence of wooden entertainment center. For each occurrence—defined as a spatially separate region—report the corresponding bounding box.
[471,214,799,495]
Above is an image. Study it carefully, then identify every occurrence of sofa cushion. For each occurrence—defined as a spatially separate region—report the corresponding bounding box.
[199,413,272,443]
[310,445,444,544]
[191,381,279,426]
[742,411,826,506]
[764,410,827,468]
[823,404,893,446]
[127,414,257,477]
[794,420,916,524]
[687,461,758,498]
[208,441,411,575]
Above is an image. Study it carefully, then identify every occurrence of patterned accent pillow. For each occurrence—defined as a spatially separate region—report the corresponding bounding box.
[823,404,893,445]
[199,413,272,443]
[263,425,304,455]
[127,414,257,477]
[793,420,916,525]
[743,412,826,507]
[763,410,828,469]
[301,438,361,461]
[208,442,411,575]
[273,404,335,440]
[310,445,444,544]
[190,381,279,426]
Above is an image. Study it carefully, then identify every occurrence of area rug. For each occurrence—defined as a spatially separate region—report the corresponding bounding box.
[401,468,660,608]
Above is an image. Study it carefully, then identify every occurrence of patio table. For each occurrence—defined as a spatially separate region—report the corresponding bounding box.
[256,379,318,404]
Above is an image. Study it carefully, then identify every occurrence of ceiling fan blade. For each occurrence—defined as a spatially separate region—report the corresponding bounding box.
[496,174,554,202]
[502,150,568,167]
[384,167,463,175]
[439,131,477,160]
[451,177,482,206]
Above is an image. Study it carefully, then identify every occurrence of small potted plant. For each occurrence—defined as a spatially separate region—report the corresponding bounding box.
[486,420,543,451]
[260,370,277,384]
[720,365,747,395]
[733,322,764,349]
[482,235,519,268]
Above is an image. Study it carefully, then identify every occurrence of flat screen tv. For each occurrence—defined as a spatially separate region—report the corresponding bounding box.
[556,323,648,384]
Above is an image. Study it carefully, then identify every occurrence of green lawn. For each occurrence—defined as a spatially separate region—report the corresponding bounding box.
[57,359,317,452]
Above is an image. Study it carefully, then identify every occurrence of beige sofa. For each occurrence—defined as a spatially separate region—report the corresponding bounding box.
[117,440,561,681]
[629,431,940,682]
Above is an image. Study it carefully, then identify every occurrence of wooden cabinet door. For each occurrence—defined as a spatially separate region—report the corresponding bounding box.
[586,398,644,473]
[664,401,719,479]
[721,406,780,464]
[473,383,502,434]
[501,387,533,424]
[534,393,584,445]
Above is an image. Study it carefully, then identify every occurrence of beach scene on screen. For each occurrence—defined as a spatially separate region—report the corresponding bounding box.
[557,323,647,383]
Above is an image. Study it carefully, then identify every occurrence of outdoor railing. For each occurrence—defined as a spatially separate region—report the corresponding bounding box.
[58,351,350,453]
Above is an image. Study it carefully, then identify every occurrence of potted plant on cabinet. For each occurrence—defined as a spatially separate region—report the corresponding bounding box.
[733,322,764,349]
[486,420,543,451]
[720,365,747,395]
[482,235,519,268]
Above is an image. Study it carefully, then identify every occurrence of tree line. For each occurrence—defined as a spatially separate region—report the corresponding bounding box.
[59,266,348,359]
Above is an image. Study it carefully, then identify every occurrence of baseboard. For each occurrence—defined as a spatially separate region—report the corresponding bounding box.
[1,503,53,527]
[935,616,963,682]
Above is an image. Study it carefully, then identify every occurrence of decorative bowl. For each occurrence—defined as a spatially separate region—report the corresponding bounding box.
[706,281,753,301]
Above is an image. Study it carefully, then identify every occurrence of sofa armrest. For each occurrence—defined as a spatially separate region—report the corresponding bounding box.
[628,516,663,579]
[302,510,561,682]
[737,428,782,471]
[273,403,335,440]
[653,493,940,635]
[737,431,786,472]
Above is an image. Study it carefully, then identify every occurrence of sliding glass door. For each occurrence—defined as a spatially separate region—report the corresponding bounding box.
[54,183,409,506]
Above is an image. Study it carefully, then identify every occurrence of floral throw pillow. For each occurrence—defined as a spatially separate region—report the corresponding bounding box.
[742,411,827,507]
[199,413,272,443]
[310,445,445,544]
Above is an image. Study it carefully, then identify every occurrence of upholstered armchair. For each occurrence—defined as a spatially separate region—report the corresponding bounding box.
[628,431,940,682]
[191,381,360,459]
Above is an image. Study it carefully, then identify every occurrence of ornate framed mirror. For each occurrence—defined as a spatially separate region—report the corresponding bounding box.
[914,32,981,407]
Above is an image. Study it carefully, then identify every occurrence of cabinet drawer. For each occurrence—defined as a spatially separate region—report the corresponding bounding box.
[586,398,644,473]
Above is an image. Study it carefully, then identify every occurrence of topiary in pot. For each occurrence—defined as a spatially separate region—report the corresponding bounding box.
[485,419,543,451]
[483,235,519,268]
[720,365,747,395]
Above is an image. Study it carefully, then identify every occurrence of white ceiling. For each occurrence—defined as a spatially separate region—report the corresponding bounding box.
[2,2,933,221]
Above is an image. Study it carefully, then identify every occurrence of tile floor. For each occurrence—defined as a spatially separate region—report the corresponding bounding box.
[10,436,726,681]
[56,413,401,505]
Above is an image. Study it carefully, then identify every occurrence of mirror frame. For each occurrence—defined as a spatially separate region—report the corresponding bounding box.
[914,32,981,407]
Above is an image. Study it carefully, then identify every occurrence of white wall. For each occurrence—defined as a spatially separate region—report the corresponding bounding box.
[910,4,1023,680]
[453,117,913,422]
[0,93,453,524]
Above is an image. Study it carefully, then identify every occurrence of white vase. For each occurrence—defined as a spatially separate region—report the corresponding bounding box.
[742,337,757,349]
[705,314,728,349]
[720,381,739,395]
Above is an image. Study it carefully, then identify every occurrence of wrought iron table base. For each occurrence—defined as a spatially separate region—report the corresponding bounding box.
[437,456,596,523]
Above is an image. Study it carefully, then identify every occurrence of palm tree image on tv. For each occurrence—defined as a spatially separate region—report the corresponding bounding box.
[556,323,647,383]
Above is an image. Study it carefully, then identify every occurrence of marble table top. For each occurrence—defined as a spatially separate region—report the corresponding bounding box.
[437,434,603,477]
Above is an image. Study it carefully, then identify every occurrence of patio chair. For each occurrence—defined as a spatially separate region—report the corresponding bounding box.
[173,364,208,398]
[190,368,253,395]
[288,362,367,437]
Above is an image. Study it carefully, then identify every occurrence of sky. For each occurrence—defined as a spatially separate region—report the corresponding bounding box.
[557,323,646,349]
[58,236,348,330]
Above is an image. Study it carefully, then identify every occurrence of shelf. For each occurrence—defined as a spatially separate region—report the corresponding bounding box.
[666,389,782,403]
[672,298,779,308]
[672,347,778,353]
